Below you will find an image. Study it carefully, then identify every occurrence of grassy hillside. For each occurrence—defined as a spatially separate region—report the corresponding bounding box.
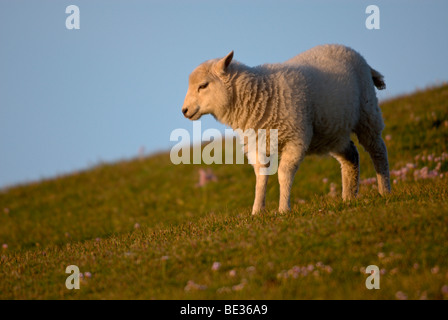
[1,84,448,300]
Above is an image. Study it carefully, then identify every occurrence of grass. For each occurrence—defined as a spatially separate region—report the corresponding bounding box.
[1,84,448,299]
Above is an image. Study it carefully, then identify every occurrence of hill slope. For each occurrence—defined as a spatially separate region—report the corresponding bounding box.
[1,85,448,299]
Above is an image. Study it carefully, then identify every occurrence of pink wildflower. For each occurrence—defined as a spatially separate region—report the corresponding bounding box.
[211,262,221,271]
[196,168,218,187]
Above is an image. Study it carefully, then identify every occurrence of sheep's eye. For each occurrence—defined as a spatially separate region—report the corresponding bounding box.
[198,82,209,91]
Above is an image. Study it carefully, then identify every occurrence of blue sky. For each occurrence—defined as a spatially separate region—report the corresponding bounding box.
[1,0,447,188]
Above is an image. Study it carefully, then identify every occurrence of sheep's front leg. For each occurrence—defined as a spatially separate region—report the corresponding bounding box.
[252,164,269,215]
[278,143,305,213]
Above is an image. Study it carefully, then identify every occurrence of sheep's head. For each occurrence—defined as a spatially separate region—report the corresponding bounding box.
[182,51,234,121]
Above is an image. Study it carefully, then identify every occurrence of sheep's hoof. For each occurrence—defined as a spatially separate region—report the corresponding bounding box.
[251,206,265,215]
[278,207,291,214]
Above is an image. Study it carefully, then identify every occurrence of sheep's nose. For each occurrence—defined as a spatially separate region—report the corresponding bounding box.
[182,108,188,115]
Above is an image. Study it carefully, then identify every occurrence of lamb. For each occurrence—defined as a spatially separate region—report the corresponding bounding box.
[181,44,390,215]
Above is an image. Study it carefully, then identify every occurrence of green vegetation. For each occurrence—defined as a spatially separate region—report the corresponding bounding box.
[1,85,448,299]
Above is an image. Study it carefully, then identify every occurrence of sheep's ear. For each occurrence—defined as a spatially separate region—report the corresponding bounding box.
[215,51,234,74]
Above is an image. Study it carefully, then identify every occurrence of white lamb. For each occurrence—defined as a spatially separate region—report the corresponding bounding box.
[182,44,390,214]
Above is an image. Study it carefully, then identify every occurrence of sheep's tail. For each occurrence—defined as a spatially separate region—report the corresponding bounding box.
[370,67,386,90]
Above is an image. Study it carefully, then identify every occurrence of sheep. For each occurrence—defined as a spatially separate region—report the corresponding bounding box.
[181,44,391,215]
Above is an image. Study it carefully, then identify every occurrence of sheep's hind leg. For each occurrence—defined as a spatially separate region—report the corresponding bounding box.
[330,140,360,201]
[252,164,269,215]
[278,143,305,213]
[358,134,391,195]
